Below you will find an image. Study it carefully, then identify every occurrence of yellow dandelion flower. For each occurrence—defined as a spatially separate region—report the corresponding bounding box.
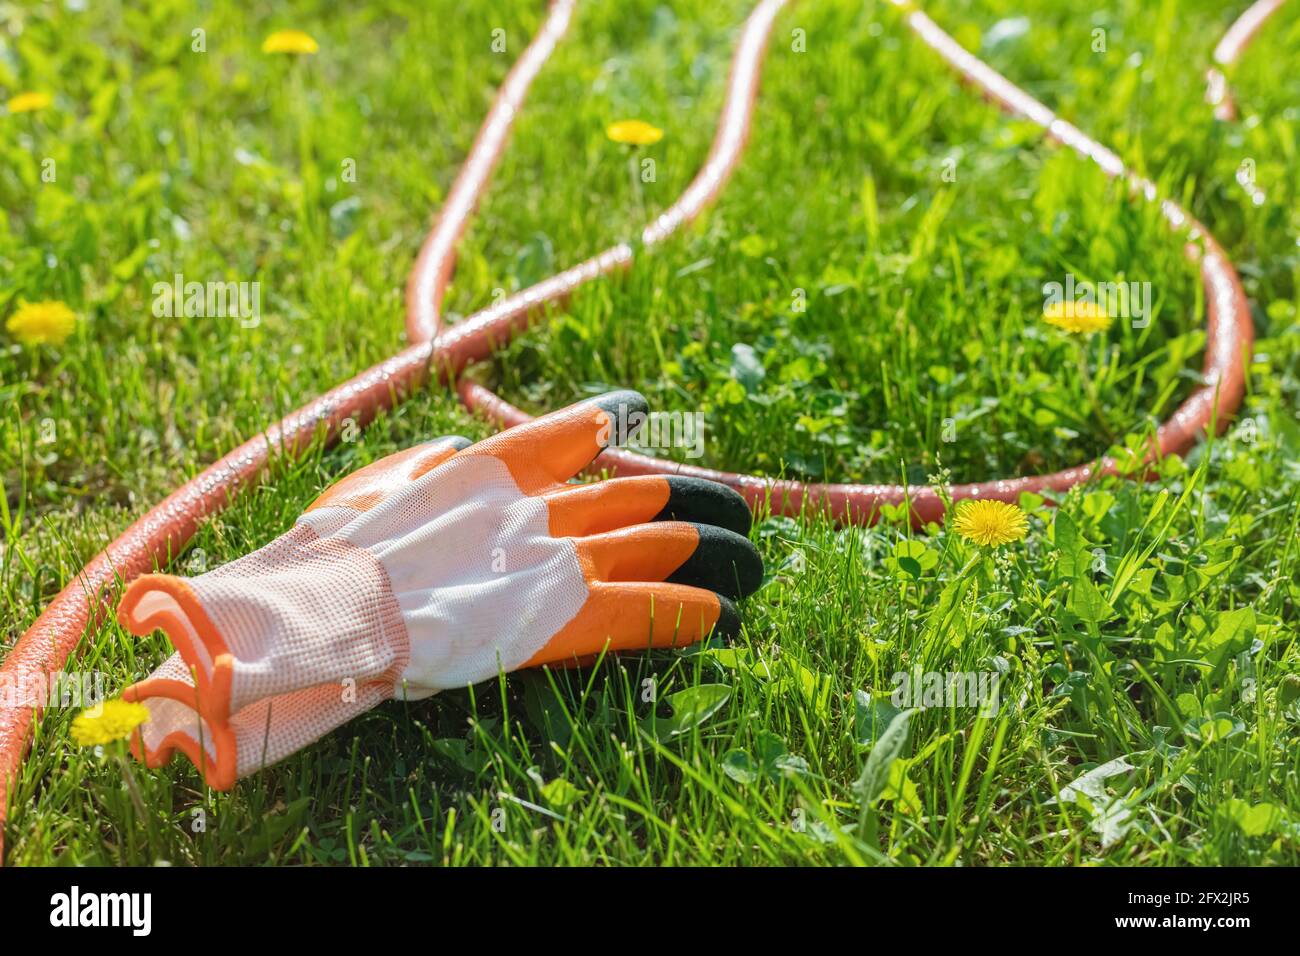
[952,499,1029,547]
[606,119,664,146]
[261,29,319,55]
[6,300,77,346]
[1042,300,1113,335]
[7,91,52,114]
[70,699,150,747]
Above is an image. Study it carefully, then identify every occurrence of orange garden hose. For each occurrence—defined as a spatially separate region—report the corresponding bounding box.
[0,0,1269,857]
[1206,0,1289,120]
[443,0,1255,525]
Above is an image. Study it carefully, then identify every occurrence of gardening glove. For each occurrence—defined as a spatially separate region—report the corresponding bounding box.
[118,390,762,790]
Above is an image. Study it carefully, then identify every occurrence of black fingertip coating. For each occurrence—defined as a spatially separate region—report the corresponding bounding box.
[667,524,764,599]
[587,389,649,430]
[655,476,752,536]
[712,594,742,640]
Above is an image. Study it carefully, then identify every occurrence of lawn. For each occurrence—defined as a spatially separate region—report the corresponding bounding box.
[2,0,1299,865]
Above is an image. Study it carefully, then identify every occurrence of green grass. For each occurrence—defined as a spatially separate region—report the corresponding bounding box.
[2,0,1299,865]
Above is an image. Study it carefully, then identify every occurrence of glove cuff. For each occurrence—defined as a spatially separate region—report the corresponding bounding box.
[118,524,410,789]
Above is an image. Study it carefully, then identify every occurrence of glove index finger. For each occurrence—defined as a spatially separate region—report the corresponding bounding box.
[305,435,471,513]
[465,390,648,494]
